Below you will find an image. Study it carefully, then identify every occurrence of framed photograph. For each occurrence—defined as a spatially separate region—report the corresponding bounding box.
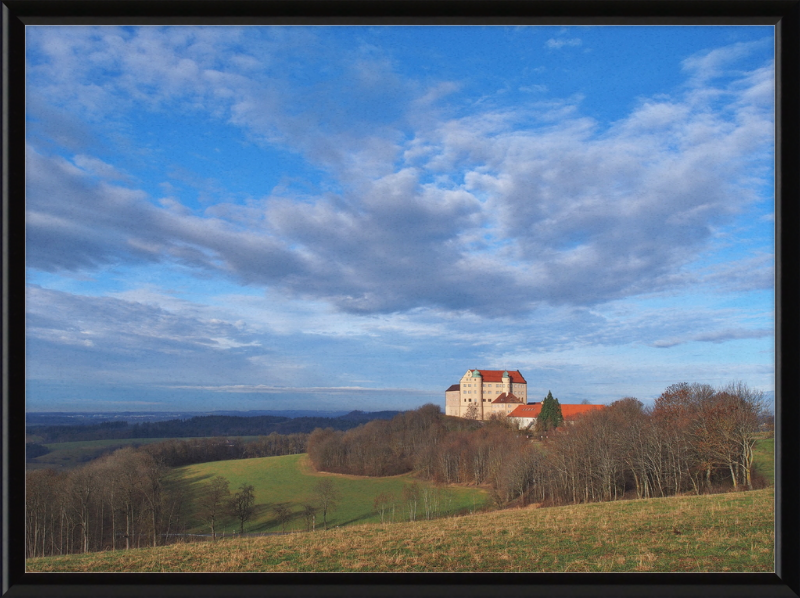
[4,1,798,597]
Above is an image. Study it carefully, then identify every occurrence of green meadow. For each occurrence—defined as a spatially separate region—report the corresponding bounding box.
[177,454,489,534]
[753,436,774,484]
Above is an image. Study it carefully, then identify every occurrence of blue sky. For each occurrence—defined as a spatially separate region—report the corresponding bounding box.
[25,25,775,412]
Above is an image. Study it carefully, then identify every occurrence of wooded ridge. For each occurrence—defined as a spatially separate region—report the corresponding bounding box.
[27,411,401,444]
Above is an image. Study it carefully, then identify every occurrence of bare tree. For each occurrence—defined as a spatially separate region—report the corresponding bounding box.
[712,383,765,489]
[135,453,167,547]
[373,491,394,524]
[403,482,419,521]
[229,483,256,534]
[421,484,445,520]
[313,479,340,530]
[113,447,147,550]
[499,443,546,505]
[302,504,317,532]
[26,469,63,558]
[198,476,230,540]
[307,428,347,473]
[68,463,98,553]
[273,502,293,532]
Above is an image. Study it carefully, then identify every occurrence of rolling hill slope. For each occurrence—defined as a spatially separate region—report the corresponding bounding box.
[176,453,489,533]
[28,486,774,572]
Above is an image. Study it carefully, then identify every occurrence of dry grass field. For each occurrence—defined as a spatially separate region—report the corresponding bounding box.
[28,486,773,573]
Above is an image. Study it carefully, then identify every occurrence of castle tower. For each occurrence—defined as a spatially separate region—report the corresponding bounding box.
[472,369,484,419]
[502,370,511,396]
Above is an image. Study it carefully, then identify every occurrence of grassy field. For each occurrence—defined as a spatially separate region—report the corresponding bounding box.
[27,486,774,573]
[25,432,776,571]
[28,436,263,470]
[177,454,489,534]
[753,435,774,484]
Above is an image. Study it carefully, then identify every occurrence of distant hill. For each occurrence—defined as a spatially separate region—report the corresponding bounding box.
[26,409,351,427]
[27,411,403,443]
[336,410,402,421]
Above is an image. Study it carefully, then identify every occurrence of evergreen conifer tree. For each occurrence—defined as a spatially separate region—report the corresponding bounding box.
[552,396,564,428]
[538,392,553,429]
[536,391,563,433]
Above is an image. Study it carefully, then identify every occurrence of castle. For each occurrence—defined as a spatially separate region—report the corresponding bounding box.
[445,369,527,420]
[445,369,605,425]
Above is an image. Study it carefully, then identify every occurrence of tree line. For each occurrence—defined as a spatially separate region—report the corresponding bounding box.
[144,433,309,467]
[307,404,481,477]
[309,382,769,508]
[27,412,400,444]
[26,447,180,557]
[25,432,307,558]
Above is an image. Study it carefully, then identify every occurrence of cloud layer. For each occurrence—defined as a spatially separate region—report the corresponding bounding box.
[26,28,774,319]
[23,27,776,408]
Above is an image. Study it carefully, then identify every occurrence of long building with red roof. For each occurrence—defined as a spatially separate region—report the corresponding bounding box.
[507,402,605,429]
[445,369,528,420]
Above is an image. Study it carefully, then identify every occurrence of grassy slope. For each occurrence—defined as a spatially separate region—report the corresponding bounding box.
[26,432,776,572]
[177,454,489,534]
[753,436,774,484]
[28,487,774,573]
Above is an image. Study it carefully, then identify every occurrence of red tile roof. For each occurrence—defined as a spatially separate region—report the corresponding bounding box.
[508,404,542,418]
[471,370,527,383]
[491,392,524,404]
[445,384,461,392]
[560,404,605,420]
[508,403,605,419]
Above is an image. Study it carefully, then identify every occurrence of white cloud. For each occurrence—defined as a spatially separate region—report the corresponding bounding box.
[519,84,548,93]
[545,38,582,49]
[25,32,774,320]
[652,328,772,348]
[681,40,771,84]
[72,154,129,181]
[161,384,434,395]
[26,285,261,355]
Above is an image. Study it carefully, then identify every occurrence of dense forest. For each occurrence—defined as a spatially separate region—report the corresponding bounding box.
[309,382,769,506]
[27,411,401,444]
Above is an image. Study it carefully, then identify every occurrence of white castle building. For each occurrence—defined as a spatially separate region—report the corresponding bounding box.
[445,369,527,420]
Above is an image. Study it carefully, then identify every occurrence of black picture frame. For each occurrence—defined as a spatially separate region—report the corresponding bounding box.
[3,2,798,597]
